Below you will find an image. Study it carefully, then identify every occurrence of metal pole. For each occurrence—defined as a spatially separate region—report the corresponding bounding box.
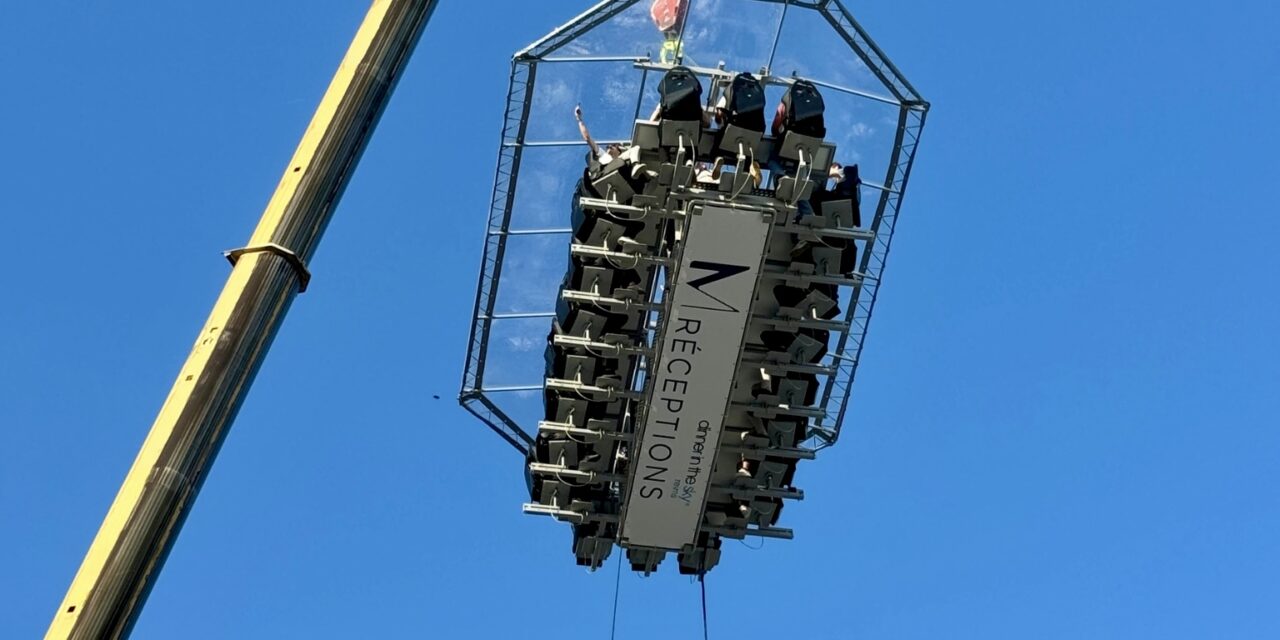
[765,0,790,75]
[45,2,436,638]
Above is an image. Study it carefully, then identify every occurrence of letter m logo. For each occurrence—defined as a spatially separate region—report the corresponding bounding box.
[685,261,751,313]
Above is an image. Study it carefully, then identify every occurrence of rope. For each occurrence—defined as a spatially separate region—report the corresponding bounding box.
[699,571,709,640]
[609,551,623,640]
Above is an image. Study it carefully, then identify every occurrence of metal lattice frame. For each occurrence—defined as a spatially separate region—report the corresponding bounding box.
[460,0,930,455]
[815,101,927,449]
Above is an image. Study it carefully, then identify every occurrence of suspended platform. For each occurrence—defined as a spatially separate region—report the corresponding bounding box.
[460,0,928,575]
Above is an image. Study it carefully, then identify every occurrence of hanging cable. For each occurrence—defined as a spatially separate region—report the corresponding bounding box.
[699,571,709,640]
[789,146,814,207]
[728,144,756,201]
[610,551,623,640]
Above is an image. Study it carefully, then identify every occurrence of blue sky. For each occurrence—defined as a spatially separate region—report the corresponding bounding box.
[3,1,1279,638]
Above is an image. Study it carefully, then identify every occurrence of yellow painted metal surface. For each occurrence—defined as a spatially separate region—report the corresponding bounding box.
[46,2,401,637]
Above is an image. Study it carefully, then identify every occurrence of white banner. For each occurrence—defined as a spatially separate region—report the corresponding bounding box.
[620,204,771,550]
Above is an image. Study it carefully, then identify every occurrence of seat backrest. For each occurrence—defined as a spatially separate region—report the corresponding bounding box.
[781,80,826,138]
[574,266,615,295]
[659,119,700,149]
[632,119,661,150]
[658,65,703,121]
[722,72,765,132]
[813,142,836,173]
[776,130,823,163]
[551,396,588,425]
[716,123,763,158]
[592,169,636,204]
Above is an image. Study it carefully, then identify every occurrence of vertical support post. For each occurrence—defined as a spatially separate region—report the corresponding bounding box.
[765,0,790,75]
[633,67,651,121]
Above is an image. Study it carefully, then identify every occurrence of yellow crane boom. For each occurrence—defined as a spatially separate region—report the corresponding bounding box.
[46,2,437,637]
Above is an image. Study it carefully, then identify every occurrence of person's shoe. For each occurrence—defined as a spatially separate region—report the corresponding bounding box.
[710,156,725,180]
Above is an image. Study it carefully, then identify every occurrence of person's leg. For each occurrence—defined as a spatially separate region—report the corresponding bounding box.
[766,156,786,189]
[793,199,814,223]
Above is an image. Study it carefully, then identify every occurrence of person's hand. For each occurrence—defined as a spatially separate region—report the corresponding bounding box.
[574,105,583,121]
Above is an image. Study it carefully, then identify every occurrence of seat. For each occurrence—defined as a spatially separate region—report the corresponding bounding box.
[626,547,666,575]
[591,169,636,204]
[776,174,815,202]
[557,308,610,340]
[677,533,722,575]
[765,417,805,449]
[761,330,827,365]
[813,198,858,228]
[657,66,703,151]
[773,374,816,407]
[546,396,589,426]
[546,438,581,468]
[742,498,780,527]
[811,163,862,228]
[560,354,597,384]
[776,130,824,164]
[780,80,826,138]
[658,161,695,189]
[774,284,840,319]
[751,460,793,490]
[812,142,836,174]
[632,119,661,151]
[715,72,766,159]
[809,244,858,277]
[718,169,754,194]
[774,80,826,162]
[574,530,614,569]
[574,266,614,294]
[536,479,572,509]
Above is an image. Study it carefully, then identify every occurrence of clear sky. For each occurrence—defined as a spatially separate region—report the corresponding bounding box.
[3,1,1279,638]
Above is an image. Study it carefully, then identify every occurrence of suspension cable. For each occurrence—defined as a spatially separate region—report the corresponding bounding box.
[700,571,709,640]
[609,551,623,640]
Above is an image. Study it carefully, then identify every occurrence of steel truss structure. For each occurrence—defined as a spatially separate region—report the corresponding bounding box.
[461,0,929,455]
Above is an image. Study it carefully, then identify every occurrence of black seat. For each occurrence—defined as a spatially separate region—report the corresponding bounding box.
[657,66,703,149]
[716,72,766,158]
[780,80,826,138]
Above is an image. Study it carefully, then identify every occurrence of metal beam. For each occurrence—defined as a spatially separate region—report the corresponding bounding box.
[540,55,648,64]
[45,2,436,638]
[515,0,643,61]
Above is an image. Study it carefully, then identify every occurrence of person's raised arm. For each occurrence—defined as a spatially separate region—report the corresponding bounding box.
[575,104,597,153]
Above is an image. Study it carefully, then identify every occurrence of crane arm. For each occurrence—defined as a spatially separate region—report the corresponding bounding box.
[46,2,437,638]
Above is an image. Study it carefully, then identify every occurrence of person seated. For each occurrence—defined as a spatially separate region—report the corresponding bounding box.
[715,73,765,129]
[791,163,843,220]
[695,157,724,186]
[766,80,827,184]
[771,80,826,139]
[826,163,861,200]
[576,105,652,199]
[819,162,862,227]
[650,66,708,151]
[575,106,616,198]
[794,162,862,225]
[576,104,625,167]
